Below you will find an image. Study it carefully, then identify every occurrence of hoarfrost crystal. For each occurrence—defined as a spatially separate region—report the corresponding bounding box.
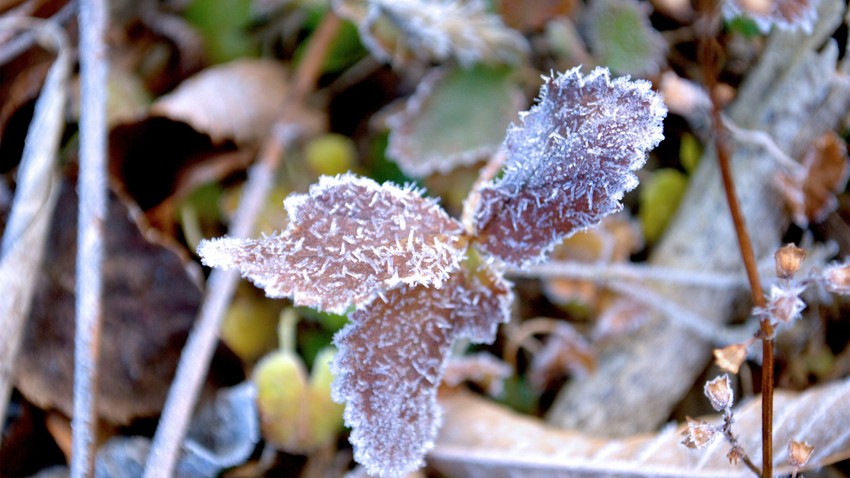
[473,66,667,266]
[198,174,466,313]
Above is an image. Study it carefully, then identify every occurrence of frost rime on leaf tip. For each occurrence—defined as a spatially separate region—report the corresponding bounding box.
[197,174,466,314]
[331,262,512,477]
[473,66,667,267]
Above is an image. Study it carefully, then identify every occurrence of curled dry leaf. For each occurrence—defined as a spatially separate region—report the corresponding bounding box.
[775,131,850,227]
[723,0,819,33]
[591,297,652,342]
[198,174,467,314]
[473,67,666,267]
[335,0,529,67]
[443,353,513,397]
[528,322,595,391]
[432,376,850,477]
[658,71,711,124]
[150,59,290,145]
[332,259,512,477]
[386,65,523,178]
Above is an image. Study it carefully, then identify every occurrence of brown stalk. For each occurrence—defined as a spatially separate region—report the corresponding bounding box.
[142,13,342,478]
[699,31,771,478]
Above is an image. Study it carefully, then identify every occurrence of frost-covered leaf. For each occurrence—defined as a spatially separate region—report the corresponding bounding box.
[584,0,668,77]
[432,376,850,477]
[387,65,523,177]
[775,131,849,227]
[198,174,466,313]
[723,0,819,34]
[335,0,529,67]
[331,257,512,477]
[473,67,667,267]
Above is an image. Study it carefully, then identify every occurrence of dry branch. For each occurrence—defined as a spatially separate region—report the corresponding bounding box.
[0,16,70,443]
[71,0,109,475]
[547,0,850,436]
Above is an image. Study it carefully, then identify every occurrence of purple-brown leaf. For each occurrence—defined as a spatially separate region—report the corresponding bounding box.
[198,174,466,313]
[472,67,666,266]
[331,258,512,477]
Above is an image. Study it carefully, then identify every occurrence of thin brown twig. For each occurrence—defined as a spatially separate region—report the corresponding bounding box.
[71,0,108,476]
[142,13,342,478]
[700,29,771,478]
[720,410,762,477]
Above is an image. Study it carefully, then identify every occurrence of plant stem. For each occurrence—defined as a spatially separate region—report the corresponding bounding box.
[0,16,69,444]
[142,13,342,478]
[710,92,773,478]
[700,30,771,477]
[72,0,108,476]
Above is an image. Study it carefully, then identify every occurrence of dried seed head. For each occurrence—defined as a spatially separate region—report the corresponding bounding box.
[823,261,850,295]
[714,343,748,374]
[704,374,734,411]
[767,285,806,324]
[682,417,718,449]
[775,243,806,279]
[727,446,745,465]
[788,440,814,468]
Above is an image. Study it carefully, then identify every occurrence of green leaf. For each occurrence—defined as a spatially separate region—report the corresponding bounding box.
[639,168,688,243]
[585,0,667,77]
[184,0,258,63]
[387,65,522,177]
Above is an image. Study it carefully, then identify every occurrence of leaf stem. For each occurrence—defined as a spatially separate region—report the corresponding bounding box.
[700,31,771,478]
[142,12,342,478]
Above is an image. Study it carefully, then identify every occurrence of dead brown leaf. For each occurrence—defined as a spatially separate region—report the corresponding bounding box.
[433,377,850,477]
[150,59,290,146]
[499,0,578,31]
[776,131,850,227]
[13,178,240,424]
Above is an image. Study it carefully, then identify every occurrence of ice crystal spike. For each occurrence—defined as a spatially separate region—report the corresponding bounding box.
[197,174,466,314]
[331,259,512,477]
[473,67,667,267]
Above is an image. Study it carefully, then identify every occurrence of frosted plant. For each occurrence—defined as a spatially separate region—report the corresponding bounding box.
[723,0,819,34]
[334,0,529,67]
[198,66,667,477]
[199,175,467,313]
[473,66,667,266]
